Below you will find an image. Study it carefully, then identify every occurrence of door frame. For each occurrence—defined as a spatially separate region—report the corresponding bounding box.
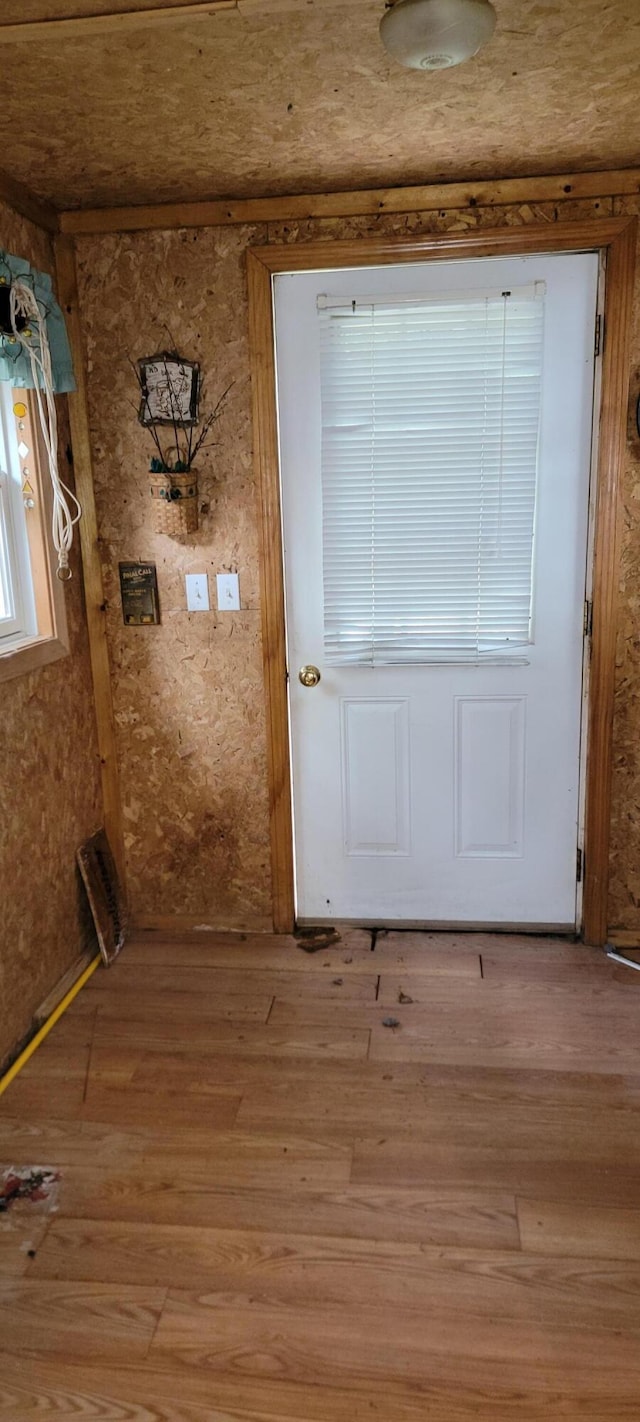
[247,217,637,943]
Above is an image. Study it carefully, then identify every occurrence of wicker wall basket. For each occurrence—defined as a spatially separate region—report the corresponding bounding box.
[150,470,198,536]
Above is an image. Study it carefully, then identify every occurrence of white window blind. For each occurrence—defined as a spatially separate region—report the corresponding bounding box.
[318,285,545,665]
[0,384,34,642]
[0,468,21,635]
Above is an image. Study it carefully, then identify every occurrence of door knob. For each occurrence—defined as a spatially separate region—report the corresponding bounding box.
[299,664,321,687]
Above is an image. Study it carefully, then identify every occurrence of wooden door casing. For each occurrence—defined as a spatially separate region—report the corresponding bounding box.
[247,217,637,943]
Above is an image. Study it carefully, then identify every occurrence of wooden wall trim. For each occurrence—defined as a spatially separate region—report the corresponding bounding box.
[54,233,127,898]
[247,216,637,943]
[0,0,360,44]
[608,931,640,951]
[1,1,236,44]
[251,217,632,273]
[247,249,296,933]
[132,914,273,935]
[0,166,58,236]
[60,167,640,238]
[582,218,637,945]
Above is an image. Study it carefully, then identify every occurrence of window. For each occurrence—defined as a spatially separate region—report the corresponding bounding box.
[0,384,37,642]
[0,384,68,680]
[318,285,545,665]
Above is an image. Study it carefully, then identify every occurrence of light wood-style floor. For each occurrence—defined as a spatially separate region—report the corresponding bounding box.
[1,928,640,1419]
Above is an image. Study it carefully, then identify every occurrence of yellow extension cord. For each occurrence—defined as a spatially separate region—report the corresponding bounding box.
[0,954,101,1099]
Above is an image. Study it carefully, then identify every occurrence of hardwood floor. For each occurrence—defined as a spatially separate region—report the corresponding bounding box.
[1,928,640,1419]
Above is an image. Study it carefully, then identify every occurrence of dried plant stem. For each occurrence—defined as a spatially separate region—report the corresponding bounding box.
[162,354,182,468]
[127,393,166,465]
[190,382,234,464]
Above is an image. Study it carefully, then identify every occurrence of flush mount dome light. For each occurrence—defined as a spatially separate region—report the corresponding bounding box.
[379,0,497,70]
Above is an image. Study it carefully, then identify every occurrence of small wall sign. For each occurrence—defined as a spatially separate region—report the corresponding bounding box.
[119,561,160,625]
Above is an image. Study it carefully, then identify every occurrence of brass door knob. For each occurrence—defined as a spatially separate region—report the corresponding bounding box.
[299,664,321,687]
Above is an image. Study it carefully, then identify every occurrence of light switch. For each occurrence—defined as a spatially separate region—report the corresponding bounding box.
[216,572,240,611]
[185,573,210,611]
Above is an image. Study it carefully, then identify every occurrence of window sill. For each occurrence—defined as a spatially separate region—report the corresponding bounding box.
[0,632,69,684]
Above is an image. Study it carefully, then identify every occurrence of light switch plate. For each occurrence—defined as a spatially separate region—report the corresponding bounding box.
[185,573,210,612]
[216,572,240,611]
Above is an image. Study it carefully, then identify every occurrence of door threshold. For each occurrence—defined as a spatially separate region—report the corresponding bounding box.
[296,917,577,935]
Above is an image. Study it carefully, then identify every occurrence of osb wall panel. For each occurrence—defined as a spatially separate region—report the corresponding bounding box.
[0,205,102,1067]
[77,191,640,934]
[5,0,640,210]
[75,225,272,929]
[608,194,640,930]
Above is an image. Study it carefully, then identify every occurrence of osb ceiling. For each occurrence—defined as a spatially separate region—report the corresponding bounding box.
[4,0,640,211]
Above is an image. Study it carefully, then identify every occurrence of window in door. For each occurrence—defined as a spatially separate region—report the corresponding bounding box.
[318,285,545,665]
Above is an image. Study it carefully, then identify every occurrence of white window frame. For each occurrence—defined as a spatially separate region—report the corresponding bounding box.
[0,384,69,682]
[0,382,38,645]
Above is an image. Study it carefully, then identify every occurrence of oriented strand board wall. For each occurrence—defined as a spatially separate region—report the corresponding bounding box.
[75,225,272,929]
[0,200,102,1068]
[75,190,640,933]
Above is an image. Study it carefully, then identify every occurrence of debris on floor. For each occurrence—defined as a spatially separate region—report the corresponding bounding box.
[0,1167,60,1274]
[0,1166,60,1214]
[295,927,341,953]
[398,991,414,1004]
[382,1016,401,1029]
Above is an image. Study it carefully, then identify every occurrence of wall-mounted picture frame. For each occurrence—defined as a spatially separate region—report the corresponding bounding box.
[137,352,200,428]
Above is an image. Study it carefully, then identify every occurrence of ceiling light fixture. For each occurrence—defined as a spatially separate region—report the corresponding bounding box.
[379,0,497,71]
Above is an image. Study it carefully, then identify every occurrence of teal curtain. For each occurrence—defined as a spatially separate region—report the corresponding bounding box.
[0,249,75,393]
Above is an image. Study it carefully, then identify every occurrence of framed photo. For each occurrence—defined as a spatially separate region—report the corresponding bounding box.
[138,352,200,427]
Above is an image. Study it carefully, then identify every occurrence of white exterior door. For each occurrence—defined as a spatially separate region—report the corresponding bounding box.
[274,252,599,927]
